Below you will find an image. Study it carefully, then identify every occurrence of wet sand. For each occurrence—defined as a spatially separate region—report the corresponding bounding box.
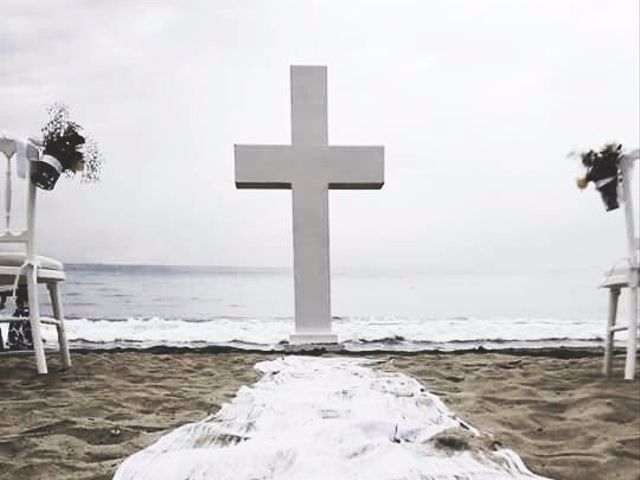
[0,348,637,480]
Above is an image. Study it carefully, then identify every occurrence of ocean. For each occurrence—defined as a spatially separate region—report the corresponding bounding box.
[5,264,632,351]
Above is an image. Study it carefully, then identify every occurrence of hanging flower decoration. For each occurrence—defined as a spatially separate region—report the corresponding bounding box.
[30,103,104,190]
[574,143,623,211]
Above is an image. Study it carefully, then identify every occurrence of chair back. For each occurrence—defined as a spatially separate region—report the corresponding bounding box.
[0,134,39,259]
[620,150,640,269]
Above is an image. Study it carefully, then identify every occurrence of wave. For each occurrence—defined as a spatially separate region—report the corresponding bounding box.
[66,263,292,276]
[350,335,604,345]
[13,315,617,352]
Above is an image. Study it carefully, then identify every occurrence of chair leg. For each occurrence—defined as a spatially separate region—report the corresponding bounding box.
[604,287,620,377]
[624,284,638,380]
[48,282,71,369]
[26,265,47,374]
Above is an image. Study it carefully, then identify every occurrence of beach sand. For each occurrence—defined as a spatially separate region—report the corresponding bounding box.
[0,349,637,480]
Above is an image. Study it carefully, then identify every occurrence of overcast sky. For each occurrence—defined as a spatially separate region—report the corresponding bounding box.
[1,0,638,271]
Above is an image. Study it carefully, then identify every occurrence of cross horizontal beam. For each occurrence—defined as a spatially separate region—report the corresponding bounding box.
[234,145,384,189]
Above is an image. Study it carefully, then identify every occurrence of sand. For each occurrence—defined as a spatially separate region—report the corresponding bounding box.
[0,348,638,480]
[386,350,640,480]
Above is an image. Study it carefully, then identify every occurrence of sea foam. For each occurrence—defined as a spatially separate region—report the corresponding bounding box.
[33,315,610,351]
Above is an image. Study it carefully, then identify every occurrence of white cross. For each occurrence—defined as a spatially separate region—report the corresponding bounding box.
[235,65,384,343]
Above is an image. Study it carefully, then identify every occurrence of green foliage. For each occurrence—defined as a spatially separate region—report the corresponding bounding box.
[80,138,103,183]
[42,103,78,145]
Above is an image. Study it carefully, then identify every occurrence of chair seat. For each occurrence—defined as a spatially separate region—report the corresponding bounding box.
[0,252,64,270]
[601,265,632,288]
[0,252,66,284]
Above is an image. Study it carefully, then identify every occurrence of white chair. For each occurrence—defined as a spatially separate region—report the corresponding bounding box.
[601,250,639,379]
[0,134,71,374]
[600,149,639,380]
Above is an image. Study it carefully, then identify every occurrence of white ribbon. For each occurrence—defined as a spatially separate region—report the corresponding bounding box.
[594,175,616,188]
[15,139,28,178]
[2,135,41,179]
[40,154,63,172]
[10,258,40,308]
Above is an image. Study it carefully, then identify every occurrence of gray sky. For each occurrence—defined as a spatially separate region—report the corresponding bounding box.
[1,0,638,271]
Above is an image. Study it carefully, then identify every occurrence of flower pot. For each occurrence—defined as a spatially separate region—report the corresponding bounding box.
[30,154,63,191]
[595,178,619,211]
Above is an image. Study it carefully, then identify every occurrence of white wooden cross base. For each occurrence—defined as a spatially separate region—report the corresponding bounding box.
[235,66,384,344]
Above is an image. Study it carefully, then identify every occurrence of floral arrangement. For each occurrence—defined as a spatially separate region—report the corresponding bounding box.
[574,143,623,211]
[30,103,104,190]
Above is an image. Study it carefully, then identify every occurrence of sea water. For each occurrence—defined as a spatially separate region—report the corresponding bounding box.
[2,263,629,351]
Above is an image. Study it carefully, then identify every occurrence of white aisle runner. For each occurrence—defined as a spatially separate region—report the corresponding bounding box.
[114,356,550,480]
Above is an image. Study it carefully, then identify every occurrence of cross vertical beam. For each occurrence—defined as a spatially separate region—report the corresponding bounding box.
[291,66,327,146]
[291,181,333,341]
[289,66,335,342]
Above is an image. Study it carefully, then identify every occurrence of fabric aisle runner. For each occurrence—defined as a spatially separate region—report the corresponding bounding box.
[114,356,550,480]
